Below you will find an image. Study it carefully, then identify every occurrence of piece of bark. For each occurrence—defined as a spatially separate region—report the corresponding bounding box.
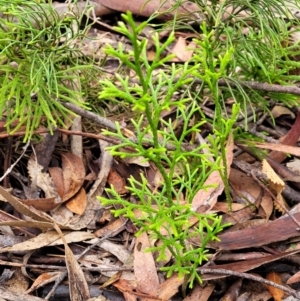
[95,0,205,20]
[212,212,300,250]
[269,111,300,163]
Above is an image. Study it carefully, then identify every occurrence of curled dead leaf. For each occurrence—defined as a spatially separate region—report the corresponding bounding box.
[21,197,60,212]
[65,187,87,215]
[61,153,86,201]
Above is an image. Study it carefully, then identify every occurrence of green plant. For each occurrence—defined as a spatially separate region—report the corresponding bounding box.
[0,0,93,140]
[98,0,300,288]
[165,0,300,115]
[98,12,236,287]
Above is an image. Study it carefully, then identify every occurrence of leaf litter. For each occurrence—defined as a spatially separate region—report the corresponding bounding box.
[1,1,300,301]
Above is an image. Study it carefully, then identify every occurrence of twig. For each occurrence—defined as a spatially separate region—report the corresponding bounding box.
[63,102,118,131]
[196,78,300,95]
[198,268,300,299]
[0,259,132,272]
[0,140,30,182]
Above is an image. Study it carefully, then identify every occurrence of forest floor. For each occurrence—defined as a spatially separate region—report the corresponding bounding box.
[2,1,300,301]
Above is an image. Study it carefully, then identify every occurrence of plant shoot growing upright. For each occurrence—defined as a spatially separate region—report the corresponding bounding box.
[98,12,236,286]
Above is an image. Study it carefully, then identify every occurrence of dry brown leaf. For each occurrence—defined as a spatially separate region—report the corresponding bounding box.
[220,278,243,301]
[0,186,52,222]
[287,271,300,284]
[134,232,159,297]
[271,105,295,119]
[93,218,126,237]
[262,159,287,213]
[21,197,59,211]
[62,153,86,201]
[157,273,184,300]
[229,167,274,220]
[113,279,139,301]
[229,168,261,203]
[48,167,64,199]
[0,220,55,229]
[53,224,90,301]
[262,160,285,192]
[27,156,61,203]
[253,142,300,157]
[213,213,300,250]
[107,168,128,195]
[26,271,62,293]
[200,250,300,281]
[259,193,274,220]
[122,156,150,167]
[0,285,46,301]
[65,187,87,215]
[99,240,131,263]
[265,272,284,301]
[192,133,234,212]
[0,231,95,253]
[213,202,245,212]
[171,37,195,62]
[269,111,300,162]
[100,271,122,289]
[0,231,61,253]
[182,283,215,301]
[49,231,96,247]
[147,50,156,61]
[86,140,113,202]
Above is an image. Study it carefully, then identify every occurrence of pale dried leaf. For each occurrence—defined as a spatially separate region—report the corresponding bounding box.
[0,231,95,253]
[122,156,150,167]
[27,157,61,203]
[287,271,300,284]
[254,143,300,157]
[21,197,60,211]
[171,37,196,62]
[98,240,131,263]
[0,186,52,222]
[182,283,215,301]
[262,159,285,194]
[48,167,64,199]
[62,153,86,201]
[49,231,96,246]
[53,224,90,301]
[51,205,74,225]
[286,159,300,175]
[87,140,113,202]
[134,232,159,296]
[26,271,62,293]
[0,286,45,301]
[271,105,295,119]
[60,140,113,230]
[229,168,260,203]
[157,273,184,300]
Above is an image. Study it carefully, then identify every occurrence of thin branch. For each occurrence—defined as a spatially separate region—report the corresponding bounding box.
[213,79,300,95]
[63,102,118,131]
[198,268,300,299]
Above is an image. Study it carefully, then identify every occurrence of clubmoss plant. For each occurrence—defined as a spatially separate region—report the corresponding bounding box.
[0,0,93,140]
[98,12,237,287]
[98,0,300,288]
